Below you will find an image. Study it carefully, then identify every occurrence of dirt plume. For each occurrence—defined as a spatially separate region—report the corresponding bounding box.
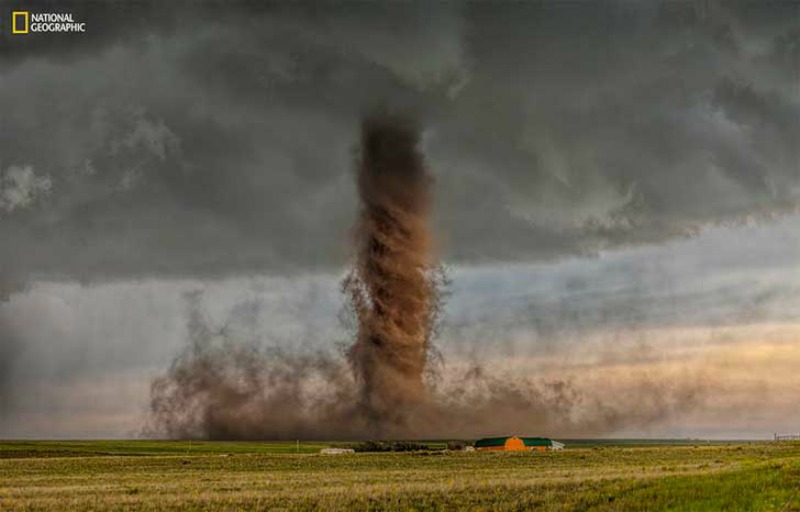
[147,291,362,440]
[343,111,441,431]
[147,113,707,440]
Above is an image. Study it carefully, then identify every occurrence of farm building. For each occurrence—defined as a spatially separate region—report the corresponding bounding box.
[320,448,355,455]
[474,436,564,451]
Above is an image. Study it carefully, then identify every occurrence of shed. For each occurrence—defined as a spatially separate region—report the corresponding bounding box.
[320,448,355,455]
[474,436,564,451]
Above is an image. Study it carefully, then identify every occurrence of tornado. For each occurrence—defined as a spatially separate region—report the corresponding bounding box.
[344,112,439,430]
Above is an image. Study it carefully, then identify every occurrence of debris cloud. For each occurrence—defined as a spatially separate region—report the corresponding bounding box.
[344,112,441,431]
[147,292,361,440]
[147,114,707,440]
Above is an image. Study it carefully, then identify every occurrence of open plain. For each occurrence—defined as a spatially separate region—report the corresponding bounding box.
[1,441,799,511]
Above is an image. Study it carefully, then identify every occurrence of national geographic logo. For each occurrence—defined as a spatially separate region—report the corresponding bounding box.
[10,11,86,34]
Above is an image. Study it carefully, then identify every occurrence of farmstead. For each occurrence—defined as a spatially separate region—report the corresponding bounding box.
[474,436,565,451]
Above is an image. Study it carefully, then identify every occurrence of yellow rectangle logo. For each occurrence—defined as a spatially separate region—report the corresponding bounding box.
[12,11,30,34]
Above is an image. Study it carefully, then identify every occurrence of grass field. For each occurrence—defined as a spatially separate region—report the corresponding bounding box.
[1,440,799,511]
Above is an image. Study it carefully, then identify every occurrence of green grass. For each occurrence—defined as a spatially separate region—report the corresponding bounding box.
[0,440,340,457]
[1,441,798,511]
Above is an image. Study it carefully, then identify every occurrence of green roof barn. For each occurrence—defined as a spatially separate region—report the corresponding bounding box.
[474,436,564,451]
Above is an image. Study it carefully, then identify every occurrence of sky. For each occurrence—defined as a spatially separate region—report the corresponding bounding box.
[0,0,799,439]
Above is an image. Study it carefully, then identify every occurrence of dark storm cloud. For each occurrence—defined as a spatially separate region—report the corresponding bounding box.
[0,1,173,61]
[0,0,797,282]
[0,1,454,283]
[433,0,800,256]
